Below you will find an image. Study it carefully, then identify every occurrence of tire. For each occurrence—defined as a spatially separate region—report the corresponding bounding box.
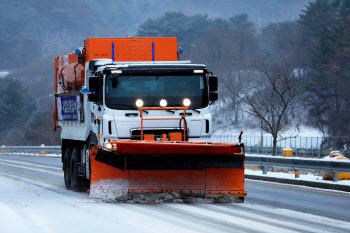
[238,197,245,203]
[64,148,72,190]
[70,148,82,191]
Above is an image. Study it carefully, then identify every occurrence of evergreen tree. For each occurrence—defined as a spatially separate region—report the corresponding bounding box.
[136,12,240,50]
[0,78,35,145]
[299,0,350,140]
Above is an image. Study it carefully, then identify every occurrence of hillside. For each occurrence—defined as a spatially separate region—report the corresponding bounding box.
[0,0,310,70]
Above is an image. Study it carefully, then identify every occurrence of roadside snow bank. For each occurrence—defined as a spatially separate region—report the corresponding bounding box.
[245,169,350,186]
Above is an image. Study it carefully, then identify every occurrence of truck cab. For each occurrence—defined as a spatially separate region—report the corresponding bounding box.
[86,60,218,145]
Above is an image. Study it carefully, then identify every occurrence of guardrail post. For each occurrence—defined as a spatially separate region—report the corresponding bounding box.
[295,169,300,178]
[263,166,268,175]
[333,172,338,182]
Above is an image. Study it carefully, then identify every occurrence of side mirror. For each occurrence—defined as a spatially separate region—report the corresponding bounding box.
[89,77,99,93]
[209,92,218,102]
[89,60,97,72]
[209,75,218,92]
[88,76,102,104]
[108,73,119,88]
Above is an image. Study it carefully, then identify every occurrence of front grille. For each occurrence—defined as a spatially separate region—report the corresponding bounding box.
[131,128,186,140]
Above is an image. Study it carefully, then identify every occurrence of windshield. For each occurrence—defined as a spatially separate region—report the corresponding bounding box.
[105,75,209,110]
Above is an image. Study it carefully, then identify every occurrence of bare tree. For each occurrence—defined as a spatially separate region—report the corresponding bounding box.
[223,64,306,156]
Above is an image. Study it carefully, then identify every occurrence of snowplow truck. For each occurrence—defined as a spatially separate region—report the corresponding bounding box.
[54,37,246,200]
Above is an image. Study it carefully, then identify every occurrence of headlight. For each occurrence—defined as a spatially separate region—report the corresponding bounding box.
[136,99,144,107]
[183,98,191,107]
[105,142,117,150]
[105,143,112,150]
[160,99,167,107]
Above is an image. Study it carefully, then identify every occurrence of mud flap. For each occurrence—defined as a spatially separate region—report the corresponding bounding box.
[95,148,125,171]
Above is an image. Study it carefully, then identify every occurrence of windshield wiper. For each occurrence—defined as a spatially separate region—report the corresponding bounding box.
[189,108,200,113]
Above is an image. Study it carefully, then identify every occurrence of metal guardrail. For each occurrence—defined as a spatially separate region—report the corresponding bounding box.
[245,155,350,182]
[211,135,350,157]
[212,135,350,150]
[0,146,61,155]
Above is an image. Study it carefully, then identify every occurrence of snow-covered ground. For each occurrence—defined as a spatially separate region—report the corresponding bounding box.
[0,70,10,78]
[1,154,350,232]
[1,173,350,233]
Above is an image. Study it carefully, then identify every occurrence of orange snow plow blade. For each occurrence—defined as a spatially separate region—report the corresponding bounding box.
[89,141,246,199]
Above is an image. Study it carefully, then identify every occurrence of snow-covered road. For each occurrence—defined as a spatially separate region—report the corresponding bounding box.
[1,154,350,233]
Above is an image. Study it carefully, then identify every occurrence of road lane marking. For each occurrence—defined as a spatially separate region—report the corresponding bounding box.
[0,162,62,176]
[0,158,61,170]
[277,209,350,228]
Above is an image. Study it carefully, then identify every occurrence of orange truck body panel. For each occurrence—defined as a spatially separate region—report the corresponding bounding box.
[84,37,178,62]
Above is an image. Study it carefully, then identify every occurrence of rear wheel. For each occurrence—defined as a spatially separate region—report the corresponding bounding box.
[64,148,72,190]
[70,148,81,191]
